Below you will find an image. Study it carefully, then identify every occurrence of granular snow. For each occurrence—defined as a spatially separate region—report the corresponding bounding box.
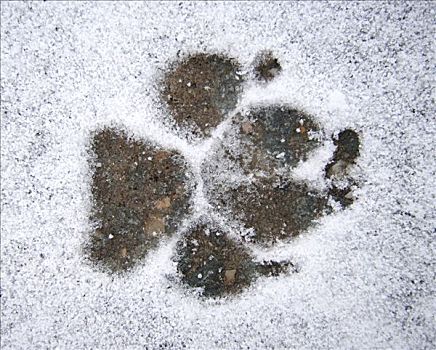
[1,2,435,349]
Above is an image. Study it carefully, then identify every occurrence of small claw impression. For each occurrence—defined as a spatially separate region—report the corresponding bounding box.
[254,51,282,82]
[162,53,244,137]
[176,220,295,297]
[325,129,361,207]
[87,128,192,273]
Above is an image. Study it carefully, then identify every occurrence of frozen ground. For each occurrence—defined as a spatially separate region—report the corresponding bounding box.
[1,1,435,349]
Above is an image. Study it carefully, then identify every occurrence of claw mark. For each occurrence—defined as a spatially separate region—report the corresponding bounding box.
[254,50,282,82]
[326,129,361,207]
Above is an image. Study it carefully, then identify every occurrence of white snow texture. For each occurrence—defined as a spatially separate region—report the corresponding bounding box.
[1,2,435,349]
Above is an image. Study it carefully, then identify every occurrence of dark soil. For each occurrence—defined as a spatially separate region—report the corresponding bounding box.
[325,129,361,207]
[201,106,322,187]
[328,185,355,208]
[85,51,362,298]
[325,129,360,175]
[202,106,328,245]
[235,106,322,174]
[162,53,244,137]
[176,219,296,297]
[254,51,282,82]
[86,128,192,273]
[211,178,330,245]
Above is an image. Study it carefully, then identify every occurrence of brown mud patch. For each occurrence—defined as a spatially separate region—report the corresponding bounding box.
[176,220,295,297]
[86,128,192,273]
[162,53,244,137]
[202,106,329,245]
[212,179,330,245]
[85,51,362,298]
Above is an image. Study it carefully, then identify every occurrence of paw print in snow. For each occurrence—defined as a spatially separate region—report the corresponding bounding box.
[85,52,361,298]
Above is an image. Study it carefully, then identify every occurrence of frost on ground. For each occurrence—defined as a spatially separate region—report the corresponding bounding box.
[1,2,435,349]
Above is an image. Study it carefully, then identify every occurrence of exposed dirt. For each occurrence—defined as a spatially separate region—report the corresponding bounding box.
[176,221,254,297]
[210,178,329,245]
[325,129,361,207]
[201,106,322,191]
[202,106,328,245]
[86,53,361,297]
[325,129,360,177]
[254,51,282,82]
[86,128,192,273]
[235,106,322,174]
[176,219,296,297]
[162,53,244,137]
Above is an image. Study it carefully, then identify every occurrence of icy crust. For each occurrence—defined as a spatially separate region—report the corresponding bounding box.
[1,1,435,349]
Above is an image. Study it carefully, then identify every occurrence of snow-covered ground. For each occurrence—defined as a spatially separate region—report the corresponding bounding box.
[1,2,435,349]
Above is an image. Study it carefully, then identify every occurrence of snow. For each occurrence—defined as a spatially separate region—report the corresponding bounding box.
[327,90,348,111]
[1,1,435,349]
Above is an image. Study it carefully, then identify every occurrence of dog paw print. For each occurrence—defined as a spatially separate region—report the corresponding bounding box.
[85,52,361,298]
